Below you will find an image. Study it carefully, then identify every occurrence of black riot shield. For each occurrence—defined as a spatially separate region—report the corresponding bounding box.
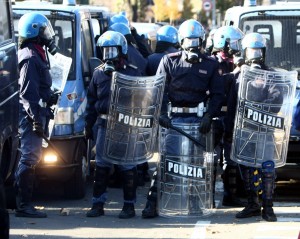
[102,72,165,165]
[157,122,214,218]
[231,65,297,168]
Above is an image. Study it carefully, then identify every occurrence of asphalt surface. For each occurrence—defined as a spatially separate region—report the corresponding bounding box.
[8,157,300,239]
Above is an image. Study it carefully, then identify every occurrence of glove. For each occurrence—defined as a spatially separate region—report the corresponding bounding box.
[32,121,44,138]
[199,113,212,134]
[84,126,94,140]
[159,114,172,129]
[47,90,60,106]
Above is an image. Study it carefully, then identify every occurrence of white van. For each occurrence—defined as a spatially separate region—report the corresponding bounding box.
[224,0,300,180]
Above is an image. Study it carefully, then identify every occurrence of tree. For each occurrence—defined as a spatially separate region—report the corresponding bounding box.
[168,0,181,24]
[181,0,194,20]
[152,0,168,22]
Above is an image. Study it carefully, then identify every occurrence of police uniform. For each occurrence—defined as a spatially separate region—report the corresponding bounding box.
[85,60,142,218]
[158,50,223,125]
[146,46,178,76]
[16,42,52,218]
[227,63,279,222]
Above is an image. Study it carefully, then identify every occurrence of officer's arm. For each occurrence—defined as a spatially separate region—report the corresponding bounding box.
[19,59,42,122]
[156,56,170,114]
[207,63,225,117]
[85,71,99,127]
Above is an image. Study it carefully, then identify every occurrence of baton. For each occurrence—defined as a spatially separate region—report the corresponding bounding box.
[168,124,206,149]
[25,116,67,164]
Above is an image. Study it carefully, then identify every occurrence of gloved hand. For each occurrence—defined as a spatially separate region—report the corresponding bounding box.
[32,121,44,137]
[47,90,60,106]
[84,126,94,140]
[263,85,281,104]
[199,113,212,134]
[159,114,172,129]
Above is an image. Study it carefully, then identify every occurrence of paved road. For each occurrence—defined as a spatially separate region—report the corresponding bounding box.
[8,158,300,239]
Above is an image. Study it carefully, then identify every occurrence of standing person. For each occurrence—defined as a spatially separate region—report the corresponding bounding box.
[15,12,58,218]
[154,19,224,216]
[141,25,179,218]
[0,174,9,239]
[228,33,282,222]
[85,31,141,219]
[108,22,149,186]
[212,26,246,207]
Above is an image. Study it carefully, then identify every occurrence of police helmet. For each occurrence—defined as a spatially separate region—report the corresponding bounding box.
[97,31,128,61]
[242,32,266,64]
[156,25,178,44]
[178,19,205,49]
[205,28,217,53]
[18,12,55,41]
[109,13,129,27]
[108,23,131,36]
[213,26,244,54]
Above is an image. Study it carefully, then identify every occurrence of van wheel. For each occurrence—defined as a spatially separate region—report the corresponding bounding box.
[63,142,87,199]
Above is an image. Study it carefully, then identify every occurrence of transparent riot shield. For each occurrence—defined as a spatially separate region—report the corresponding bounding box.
[231,65,297,168]
[157,122,214,218]
[102,72,165,165]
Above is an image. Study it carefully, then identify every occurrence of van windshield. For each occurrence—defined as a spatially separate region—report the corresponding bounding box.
[13,10,75,80]
[240,13,300,75]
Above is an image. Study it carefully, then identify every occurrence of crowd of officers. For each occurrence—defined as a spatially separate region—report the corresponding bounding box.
[3,10,281,239]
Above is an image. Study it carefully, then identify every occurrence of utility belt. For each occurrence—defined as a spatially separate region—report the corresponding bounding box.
[168,102,207,117]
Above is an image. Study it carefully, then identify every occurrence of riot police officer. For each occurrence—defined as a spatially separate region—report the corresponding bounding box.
[109,22,147,76]
[157,19,224,216]
[212,26,246,207]
[108,22,149,186]
[109,12,152,58]
[85,31,141,219]
[142,25,179,218]
[16,12,58,218]
[227,33,280,222]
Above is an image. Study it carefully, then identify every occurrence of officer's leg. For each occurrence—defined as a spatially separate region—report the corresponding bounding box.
[142,169,158,218]
[119,165,137,219]
[261,161,277,222]
[0,175,9,239]
[86,125,111,217]
[15,118,46,218]
[236,165,261,218]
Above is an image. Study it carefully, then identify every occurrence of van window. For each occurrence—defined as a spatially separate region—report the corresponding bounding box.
[81,20,94,80]
[0,0,11,43]
[240,13,300,71]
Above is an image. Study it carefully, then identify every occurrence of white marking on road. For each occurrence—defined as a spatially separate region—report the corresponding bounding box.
[256,225,300,231]
[253,237,296,239]
[276,217,300,222]
[190,221,210,239]
[274,202,300,207]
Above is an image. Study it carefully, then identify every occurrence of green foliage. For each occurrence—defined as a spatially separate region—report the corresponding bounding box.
[181,0,194,20]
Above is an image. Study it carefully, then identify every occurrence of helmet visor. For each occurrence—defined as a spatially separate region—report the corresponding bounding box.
[182,38,199,49]
[102,46,119,60]
[39,21,55,40]
[229,39,242,52]
[245,48,263,61]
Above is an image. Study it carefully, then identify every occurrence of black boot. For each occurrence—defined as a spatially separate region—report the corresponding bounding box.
[86,202,104,217]
[86,166,110,217]
[262,200,277,222]
[222,165,246,207]
[236,191,261,218]
[236,166,261,219]
[119,203,135,219]
[15,168,47,218]
[142,170,158,218]
[119,168,137,219]
[261,161,277,222]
